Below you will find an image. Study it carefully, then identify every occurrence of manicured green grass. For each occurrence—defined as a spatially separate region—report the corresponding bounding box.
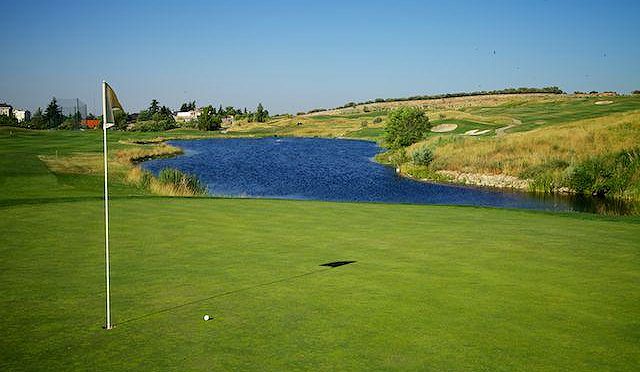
[1,128,639,371]
[462,96,640,132]
[429,118,498,134]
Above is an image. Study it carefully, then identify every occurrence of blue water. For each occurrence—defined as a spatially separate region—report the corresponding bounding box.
[141,137,632,213]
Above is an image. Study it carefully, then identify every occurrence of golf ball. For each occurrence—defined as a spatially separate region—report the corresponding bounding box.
[203,315,210,321]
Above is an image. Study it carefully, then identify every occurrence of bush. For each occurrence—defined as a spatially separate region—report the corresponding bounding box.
[632,90,640,95]
[360,120,368,128]
[158,168,206,195]
[412,146,434,166]
[58,118,80,130]
[389,148,409,167]
[130,120,179,132]
[0,114,19,127]
[384,107,430,149]
[372,117,383,124]
[569,149,640,197]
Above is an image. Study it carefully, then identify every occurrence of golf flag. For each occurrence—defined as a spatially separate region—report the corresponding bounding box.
[103,82,123,129]
[101,81,123,330]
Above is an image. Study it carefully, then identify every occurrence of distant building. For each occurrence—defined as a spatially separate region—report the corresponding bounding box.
[222,116,234,124]
[14,109,30,122]
[174,109,201,122]
[82,119,101,129]
[0,103,12,117]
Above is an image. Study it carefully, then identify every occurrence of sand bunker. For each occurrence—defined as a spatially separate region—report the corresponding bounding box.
[431,124,458,133]
[464,129,491,136]
[595,100,613,105]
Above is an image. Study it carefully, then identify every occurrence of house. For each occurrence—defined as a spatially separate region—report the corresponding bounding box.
[174,109,202,122]
[14,109,30,122]
[0,103,12,117]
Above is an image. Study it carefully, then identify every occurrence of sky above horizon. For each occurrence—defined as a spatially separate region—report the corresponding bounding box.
[1,0,639,115]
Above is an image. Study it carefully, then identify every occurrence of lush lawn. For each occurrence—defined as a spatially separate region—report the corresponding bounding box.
[1,128,640,371]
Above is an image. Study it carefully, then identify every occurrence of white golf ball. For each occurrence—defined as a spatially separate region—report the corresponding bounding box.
[203,315,210,321]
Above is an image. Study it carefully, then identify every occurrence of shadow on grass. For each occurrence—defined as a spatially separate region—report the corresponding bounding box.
[117,261,356,326]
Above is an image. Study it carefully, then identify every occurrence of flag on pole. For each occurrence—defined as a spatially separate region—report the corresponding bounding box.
[103,82,123,129]
[101,81,123,330]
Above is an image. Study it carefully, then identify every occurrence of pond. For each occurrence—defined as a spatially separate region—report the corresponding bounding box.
[141,137,636,214]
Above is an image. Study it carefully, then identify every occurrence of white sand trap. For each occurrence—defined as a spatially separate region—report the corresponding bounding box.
[595,100,614,105]
[464,129,491,136]
[431,124,458,132]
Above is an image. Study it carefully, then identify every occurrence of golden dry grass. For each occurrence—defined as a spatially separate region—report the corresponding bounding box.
[419,110,640,175]
[39,153,103,175]
[306,93,557,116]
[125,164,206,197]
[116,143,183,164]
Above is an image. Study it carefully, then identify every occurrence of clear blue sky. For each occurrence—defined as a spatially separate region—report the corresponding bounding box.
[1,0,639,114]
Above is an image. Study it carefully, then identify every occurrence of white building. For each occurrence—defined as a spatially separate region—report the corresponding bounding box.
[174,109,201,122]
[14,109,31,122]
[0,103,12,117]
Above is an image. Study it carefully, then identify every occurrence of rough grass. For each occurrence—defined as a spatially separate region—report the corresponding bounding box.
[426,111,640,174]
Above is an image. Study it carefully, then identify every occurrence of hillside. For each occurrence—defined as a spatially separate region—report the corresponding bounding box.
[227,94,640,200]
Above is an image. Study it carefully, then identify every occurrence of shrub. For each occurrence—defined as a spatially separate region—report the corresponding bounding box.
[412,146,434,166]
[389,148,409,167]
[384,107,430,149]
[0,114,19,127]
[360,120,368,128]
[130,120,179,132]
[569,149,640,197]
[158,168,206,195]
[632,90,640,95]
[372,117,383,124]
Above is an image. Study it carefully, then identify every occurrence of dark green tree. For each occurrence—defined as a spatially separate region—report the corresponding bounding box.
[159,106,174,121]
[180,101,196,111]
[384,107,430,149]
[149,99,160,115]
[44,97,64,128]
[255,103,269,123]
[197,105,222,131]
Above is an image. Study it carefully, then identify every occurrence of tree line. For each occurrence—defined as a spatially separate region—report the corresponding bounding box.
[0,97,270,132]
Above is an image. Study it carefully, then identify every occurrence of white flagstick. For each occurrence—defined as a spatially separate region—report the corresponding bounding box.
[102,81,112,330]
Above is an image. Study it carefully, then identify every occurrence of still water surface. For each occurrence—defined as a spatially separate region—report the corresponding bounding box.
[142,137,635,214]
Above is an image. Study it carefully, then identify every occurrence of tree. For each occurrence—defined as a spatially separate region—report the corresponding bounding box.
[255,103,269,123]
[159,106,175,122]
[137,110,151,122]
[149,99,159,115]
[180,101,196,111]
[197,105,221,131]
[113,110,128,130]
[30,107,45,129]
[384,107,430,149]
[44,97,64,129]
[632,90,640,95]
